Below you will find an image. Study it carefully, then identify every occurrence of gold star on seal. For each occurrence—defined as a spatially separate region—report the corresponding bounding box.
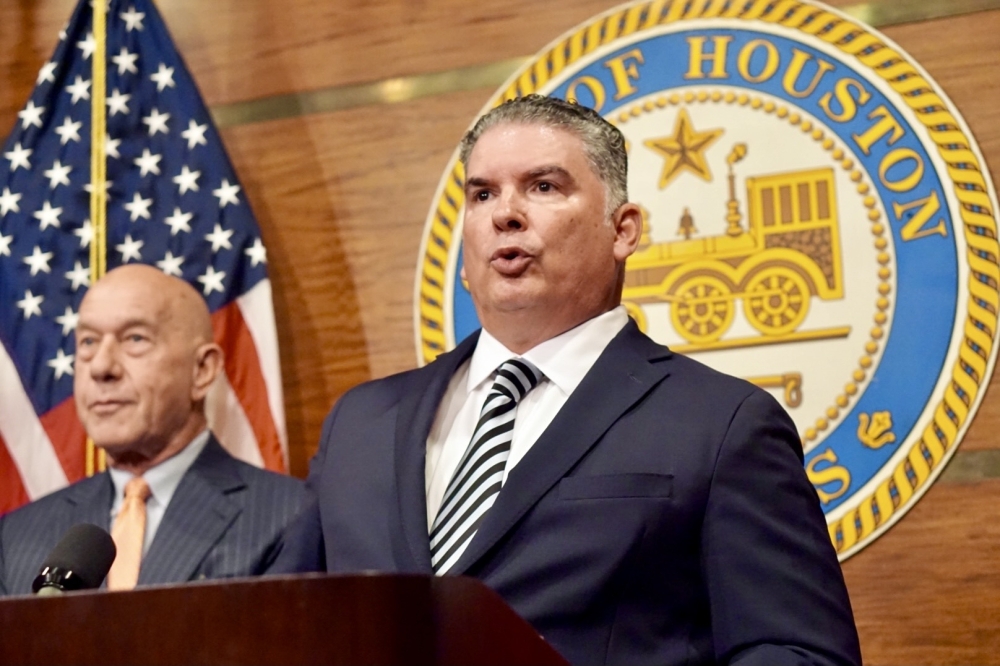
[644,108,724,190]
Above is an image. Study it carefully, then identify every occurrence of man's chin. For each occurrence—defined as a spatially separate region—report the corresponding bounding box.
[88,431,140,458]
[481,283,544,311]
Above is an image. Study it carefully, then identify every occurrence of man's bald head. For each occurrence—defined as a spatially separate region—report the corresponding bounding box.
[74,265,223,475]
[83,264,214,345]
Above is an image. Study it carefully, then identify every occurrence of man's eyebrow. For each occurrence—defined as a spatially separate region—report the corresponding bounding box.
[76,318,156,333]
[464,165,574,193]
[464,176,491,192]
[526,165,572,181]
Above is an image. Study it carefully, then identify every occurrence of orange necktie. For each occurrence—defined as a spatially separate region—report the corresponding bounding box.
[106,477,151,591]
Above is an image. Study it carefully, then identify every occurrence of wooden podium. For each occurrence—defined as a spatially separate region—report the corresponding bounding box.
[0,573,568,665]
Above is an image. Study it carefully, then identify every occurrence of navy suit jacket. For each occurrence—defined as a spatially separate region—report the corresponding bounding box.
[0,434,304,596]
[277,322,861,666]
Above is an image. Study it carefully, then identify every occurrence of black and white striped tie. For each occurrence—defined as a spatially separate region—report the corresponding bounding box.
[430,358,542,574]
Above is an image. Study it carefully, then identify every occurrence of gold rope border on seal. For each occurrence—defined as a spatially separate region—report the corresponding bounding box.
[417,0,1000,557]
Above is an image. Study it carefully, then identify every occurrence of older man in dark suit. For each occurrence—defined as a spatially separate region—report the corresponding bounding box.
[276,95,862,666]
[0,264,303,595]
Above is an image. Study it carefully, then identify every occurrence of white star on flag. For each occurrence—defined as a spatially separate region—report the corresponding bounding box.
[105,135,122,159]
[18,101,45,129]
[0,187,22,216]
[123,192,153,221]
[245,238,267,266]
[205,223,234,251]
[142,108,170,136]
[106,88,131,116]
[73,220,94,248]
[37,61,58,84]
[150,63,175,92]
[33,201,63,230]
[156,250,185,276]
[120,5,145,31]
[164,207,193,235]
[4,142,32,171]
[65,261,90,290]
[173,165,200,194]
[0,233,12,256]
[54,116,83,145]
[197,266,226,295]
[47,349,74,380]
[77,32,96,59]
[23,246,55,276]
[16,290,44,320]
[55,307,79,336]
[181,119,208,149]
[134,148,162,176]
[43,160,72,189]
[213,179,240,208]
[116,234,144,262]
[111,47,139,75]
[65,76,91,104]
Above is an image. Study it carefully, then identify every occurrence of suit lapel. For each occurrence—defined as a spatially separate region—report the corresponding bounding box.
[64,472,114,531]
[57,474,114,590]
[450,322,673,575]
[393,332,480,572]
[138,436,244,585]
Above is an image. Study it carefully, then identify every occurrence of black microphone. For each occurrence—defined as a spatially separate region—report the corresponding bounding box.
[32,523,117,596]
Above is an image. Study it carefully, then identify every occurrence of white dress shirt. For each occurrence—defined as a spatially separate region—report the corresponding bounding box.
[108,429,210,557]
[425,306,628,529]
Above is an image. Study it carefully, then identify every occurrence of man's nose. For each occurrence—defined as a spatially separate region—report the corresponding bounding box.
[88,337,122,380]
[491,190,527,231]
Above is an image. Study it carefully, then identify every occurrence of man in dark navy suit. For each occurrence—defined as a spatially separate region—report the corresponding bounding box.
[277,95,862,665]
[0,264,303,595]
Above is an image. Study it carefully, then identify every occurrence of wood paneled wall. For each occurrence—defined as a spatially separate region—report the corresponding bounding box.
[2,1,999,663]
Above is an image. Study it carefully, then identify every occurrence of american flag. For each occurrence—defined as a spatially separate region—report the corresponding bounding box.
[0,0,288,514]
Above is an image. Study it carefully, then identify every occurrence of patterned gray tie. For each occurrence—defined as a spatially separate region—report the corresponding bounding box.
[430,358,542,574]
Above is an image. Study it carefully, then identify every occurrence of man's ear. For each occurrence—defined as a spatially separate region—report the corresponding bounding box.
[612,203,643,262]
[191,342,223,401]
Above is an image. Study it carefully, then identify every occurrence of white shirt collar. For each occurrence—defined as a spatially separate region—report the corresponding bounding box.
[108,429,211,508]
[468,306,629,395]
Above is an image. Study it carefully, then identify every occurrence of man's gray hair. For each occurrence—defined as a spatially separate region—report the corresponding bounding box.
[458,95,628,217]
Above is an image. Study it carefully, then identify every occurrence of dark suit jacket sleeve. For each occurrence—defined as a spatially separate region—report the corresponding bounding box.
[265,495,325,574]
[265,404,337,575]
[703,389,862,666]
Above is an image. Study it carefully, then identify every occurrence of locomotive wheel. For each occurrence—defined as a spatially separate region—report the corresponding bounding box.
[670,276,734,344]
[743,267,811,336]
